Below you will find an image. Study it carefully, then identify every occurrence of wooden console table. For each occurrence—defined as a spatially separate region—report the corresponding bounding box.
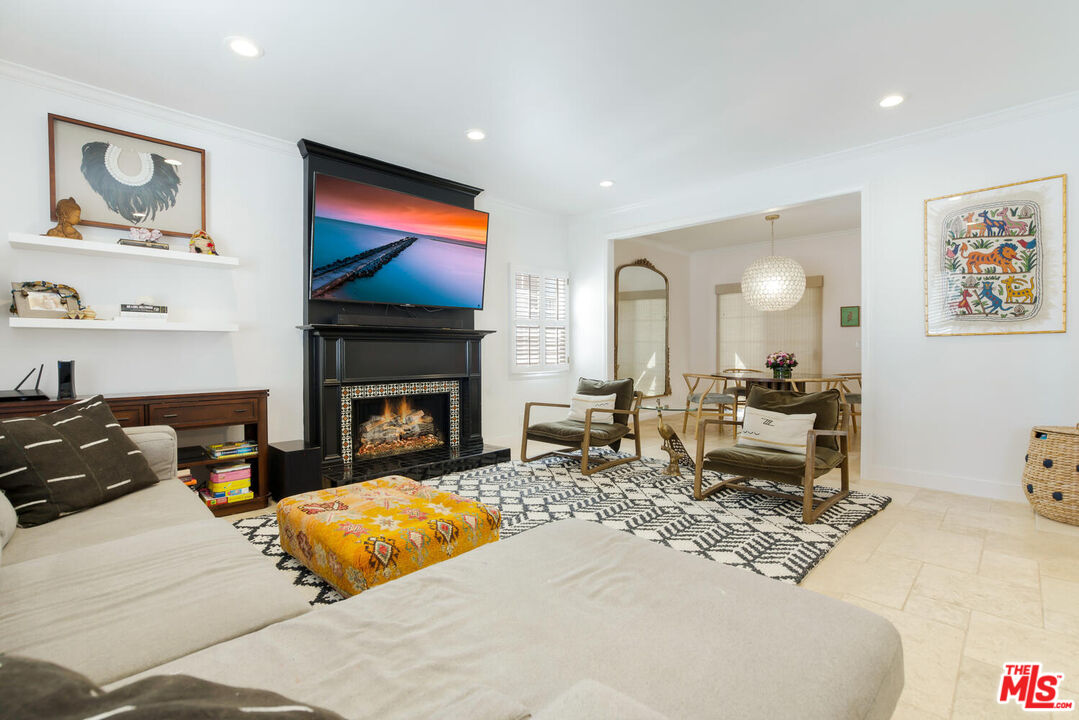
[0,389,269,517]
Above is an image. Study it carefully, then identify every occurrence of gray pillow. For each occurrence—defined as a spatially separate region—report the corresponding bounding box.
[0,396,159,527]
[0,489,16,547]
[577,377,635,412]
[0,655,346,719]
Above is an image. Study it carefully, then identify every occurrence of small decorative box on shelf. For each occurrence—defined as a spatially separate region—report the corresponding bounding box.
[8,232,239,268]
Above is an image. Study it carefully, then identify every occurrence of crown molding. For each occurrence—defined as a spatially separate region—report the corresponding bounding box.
[614,233,692,257]
[0,60,297,156]
[687,226,861,256]
[590,88,1079,224]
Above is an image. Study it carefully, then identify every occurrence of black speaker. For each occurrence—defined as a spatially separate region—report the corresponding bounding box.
[268,441,323,500]
[57,360,76,400]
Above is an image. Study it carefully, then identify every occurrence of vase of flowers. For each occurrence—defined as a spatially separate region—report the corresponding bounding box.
[765,351,798,379]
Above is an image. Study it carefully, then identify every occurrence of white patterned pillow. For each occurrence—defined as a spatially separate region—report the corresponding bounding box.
[737,406,817,455]
[566,393,618,422]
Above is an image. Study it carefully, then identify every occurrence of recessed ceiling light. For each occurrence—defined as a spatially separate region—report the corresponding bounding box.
[465,129,486,141]
[599,180,615,188]
[163,158,182,167]
[879,94,904,108]
[226,36,263,58]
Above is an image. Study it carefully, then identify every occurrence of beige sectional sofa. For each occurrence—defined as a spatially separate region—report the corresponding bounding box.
[0,426,311,685]
[1,426,904,719]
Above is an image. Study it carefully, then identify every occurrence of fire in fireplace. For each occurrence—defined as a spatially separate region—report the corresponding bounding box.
[355,395,445,459]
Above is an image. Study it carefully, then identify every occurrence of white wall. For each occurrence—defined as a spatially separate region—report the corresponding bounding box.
[0,63,569,447]
[687,229,862,374]
[570,95,1079,500]
[474,199,573,449]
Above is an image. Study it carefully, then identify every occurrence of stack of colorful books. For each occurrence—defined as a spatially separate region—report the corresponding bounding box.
[197,463,254,507]
[177,468,196,488]
[206,440,258,460]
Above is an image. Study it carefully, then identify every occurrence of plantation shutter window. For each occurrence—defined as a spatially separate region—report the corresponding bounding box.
[511,268,570,373]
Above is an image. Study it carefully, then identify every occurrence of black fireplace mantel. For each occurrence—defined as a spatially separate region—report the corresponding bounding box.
[302,323,495,468]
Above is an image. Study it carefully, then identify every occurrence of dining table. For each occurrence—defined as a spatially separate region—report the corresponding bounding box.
[713,372,848,397]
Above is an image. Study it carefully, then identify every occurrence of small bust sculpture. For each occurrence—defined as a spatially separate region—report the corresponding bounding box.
[46,197,83,239]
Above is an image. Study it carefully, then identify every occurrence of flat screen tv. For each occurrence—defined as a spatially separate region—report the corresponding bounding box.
[309,173,489,309]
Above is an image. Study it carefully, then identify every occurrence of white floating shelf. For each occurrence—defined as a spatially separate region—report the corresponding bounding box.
[8,232,239,268]
[9,317,238,333]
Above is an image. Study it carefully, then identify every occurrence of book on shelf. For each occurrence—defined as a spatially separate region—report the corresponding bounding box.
[211,485,251,498]
[209,464,251,480]
[177,468,197,487]
[117,238,170,251]
[207,441,258,459]
[211,462,251,474]
[198,488,254,506]
[207,476,251,494]
[119,303,168,321]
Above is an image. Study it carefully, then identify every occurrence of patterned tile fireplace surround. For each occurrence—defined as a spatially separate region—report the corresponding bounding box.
[339,380,461,465]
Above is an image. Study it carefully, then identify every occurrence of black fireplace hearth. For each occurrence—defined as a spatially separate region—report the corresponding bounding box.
[302,324,506,481]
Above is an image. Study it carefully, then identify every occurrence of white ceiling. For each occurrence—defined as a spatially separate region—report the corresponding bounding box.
[630,192,861,253]
[3,1,1078,216]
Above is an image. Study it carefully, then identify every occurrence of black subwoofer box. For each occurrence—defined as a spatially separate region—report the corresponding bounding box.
[268,441,323,500]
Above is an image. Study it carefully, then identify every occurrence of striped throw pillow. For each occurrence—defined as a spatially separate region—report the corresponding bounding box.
[0,396,158,527]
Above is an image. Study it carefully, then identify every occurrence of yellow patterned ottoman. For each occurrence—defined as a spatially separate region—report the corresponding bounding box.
[276,476,501,597]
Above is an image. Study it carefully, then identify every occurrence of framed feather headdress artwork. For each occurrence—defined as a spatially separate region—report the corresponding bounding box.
[48,114,205,238]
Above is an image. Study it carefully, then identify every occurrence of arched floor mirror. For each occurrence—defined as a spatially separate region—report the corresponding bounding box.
[614,259,671,398]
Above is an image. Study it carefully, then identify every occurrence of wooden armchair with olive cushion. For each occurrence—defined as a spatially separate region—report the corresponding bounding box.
[693,386,850,524]
[521,377,643,475]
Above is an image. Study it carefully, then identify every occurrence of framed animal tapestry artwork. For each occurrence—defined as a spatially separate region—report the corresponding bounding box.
[48,114,206,238]
[924,174,1066,337]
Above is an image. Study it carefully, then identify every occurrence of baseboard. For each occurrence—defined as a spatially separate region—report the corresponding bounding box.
[864,463,1025,502]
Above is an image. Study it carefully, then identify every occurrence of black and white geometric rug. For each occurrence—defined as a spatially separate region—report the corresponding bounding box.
[233,454,890,606]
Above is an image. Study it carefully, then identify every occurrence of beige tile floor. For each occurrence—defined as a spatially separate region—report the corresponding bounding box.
[495,415,1079,719]
[239,416,1079,719]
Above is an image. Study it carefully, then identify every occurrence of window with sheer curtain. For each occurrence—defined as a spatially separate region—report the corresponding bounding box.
[512,268,569,373]
[716,276,822,376]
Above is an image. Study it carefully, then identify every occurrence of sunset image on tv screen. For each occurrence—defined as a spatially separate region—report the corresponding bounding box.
[309,173,489,308]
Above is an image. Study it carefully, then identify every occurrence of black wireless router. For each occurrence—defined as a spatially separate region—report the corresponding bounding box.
[0,364,49,402]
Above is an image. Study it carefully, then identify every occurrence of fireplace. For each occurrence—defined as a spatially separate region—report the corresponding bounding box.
[302,324,508,484]
[339,380,460,471]
[298,142,508,488]
[354,395,447,459]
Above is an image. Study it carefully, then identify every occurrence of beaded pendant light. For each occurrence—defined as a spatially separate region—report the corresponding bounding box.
[740,213,806,311]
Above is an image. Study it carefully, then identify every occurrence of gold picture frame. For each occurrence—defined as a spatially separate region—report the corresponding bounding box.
[924,174,1066,337]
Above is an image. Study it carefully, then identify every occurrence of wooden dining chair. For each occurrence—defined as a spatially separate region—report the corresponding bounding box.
[836,372,862,435]
[682,373,736,437]
[717,368,762,421]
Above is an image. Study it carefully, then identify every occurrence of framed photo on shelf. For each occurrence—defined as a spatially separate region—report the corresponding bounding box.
[924,174,1066,337]
[840,306,860,327]
[48,113,206,238]
[10,282,81,319]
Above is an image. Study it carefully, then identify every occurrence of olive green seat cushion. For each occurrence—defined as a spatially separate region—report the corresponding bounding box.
[704,445,844,485]
[526,378,635,447]
[845,392,862,405]
[527,421,630,445]
[700,386,845,484]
